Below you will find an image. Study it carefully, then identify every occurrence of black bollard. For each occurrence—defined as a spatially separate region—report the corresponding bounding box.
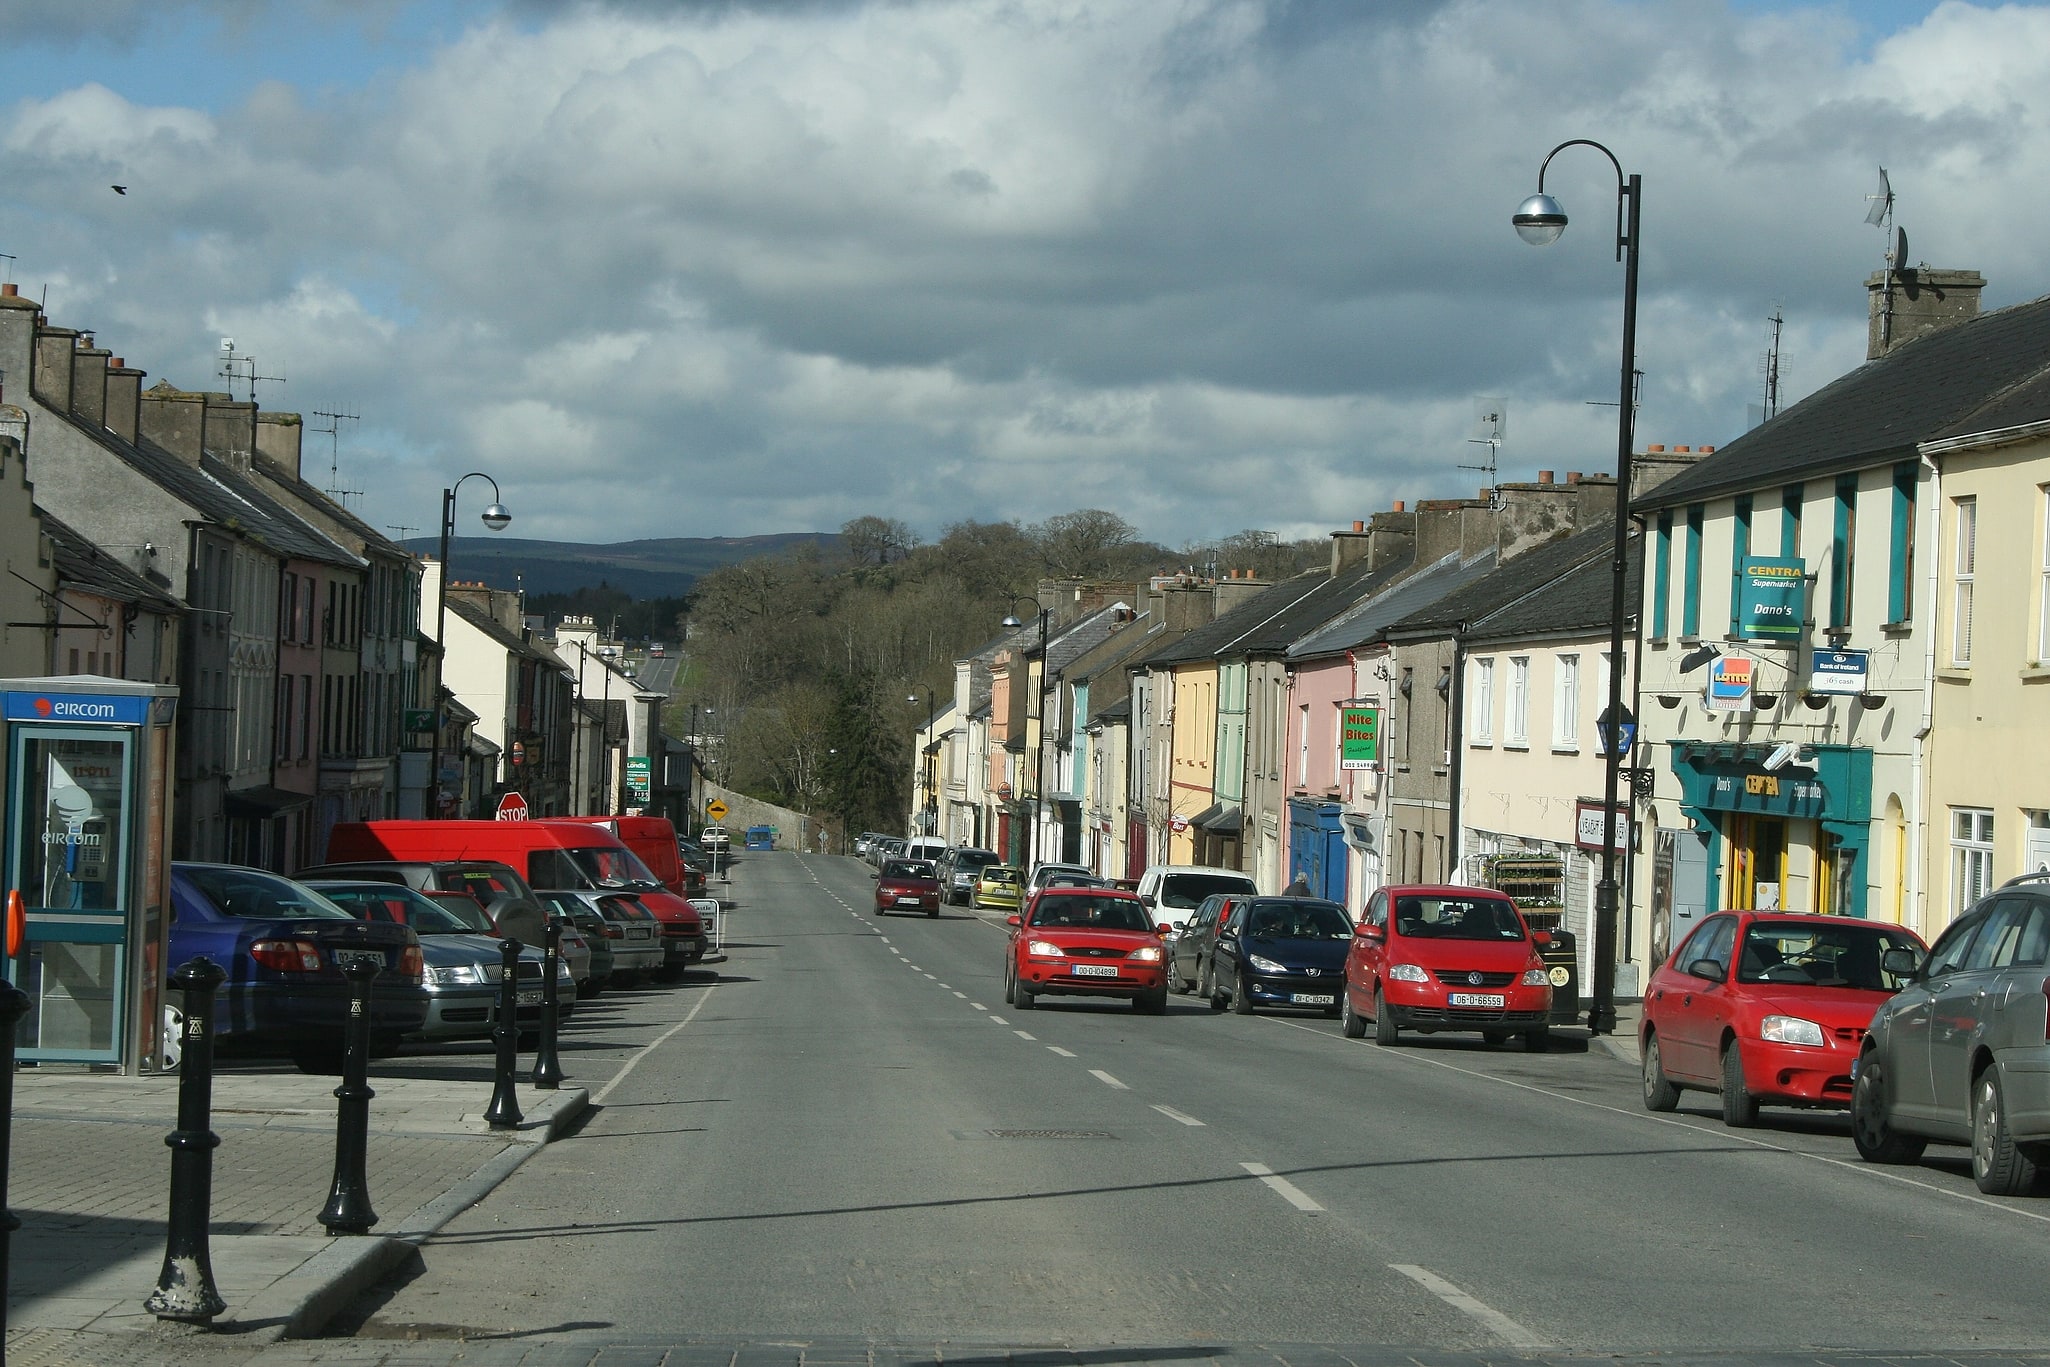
[318,956,381,1234]
[1,980,34,1356]
[531,918,565,1090]
[146,957,228,1323]
[483,936,524,1130]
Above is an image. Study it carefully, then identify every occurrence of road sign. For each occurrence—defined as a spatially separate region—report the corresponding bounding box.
[626,756,651,804]
[495,791,530,822]
[706,799,728,821]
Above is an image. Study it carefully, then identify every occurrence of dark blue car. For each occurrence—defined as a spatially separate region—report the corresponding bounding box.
[169,863,429,1068]
[1208,897,1353,1017]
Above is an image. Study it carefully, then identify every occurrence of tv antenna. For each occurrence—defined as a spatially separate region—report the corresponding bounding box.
[216,338,285,405]
[387,524,419,543]
[1459,398,1506,496]
[1865,167,1910,350]
[1748,303,1785,430]
[308,406,362,507]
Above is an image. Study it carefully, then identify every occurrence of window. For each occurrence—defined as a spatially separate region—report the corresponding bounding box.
[1552,654,1580,749]
[1471,657,1495,743]
[1951,808,1994,916]
[2040,488,2050,663]
[1652,512,1672,639]
[1951,497,1976,667]
[1505,657,1530,746]
[1887,461,1916,624]
[1728,494,1752,636]
[1781,483,1803,557]
[1919,910,1983,979]
[1829,474,1857,630]
[1682,504,1703,637]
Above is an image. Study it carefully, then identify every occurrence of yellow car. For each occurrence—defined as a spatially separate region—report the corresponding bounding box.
[974,864,1024,912]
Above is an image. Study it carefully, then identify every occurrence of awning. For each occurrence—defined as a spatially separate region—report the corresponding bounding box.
[224,785,312,817]
[1192,802,1242,834]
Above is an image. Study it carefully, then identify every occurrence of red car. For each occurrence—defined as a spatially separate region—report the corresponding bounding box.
[1641,910,1926,1128]
[1341,884,1554,1050]
[1005,886,1172,1014]
[873,858,941,917]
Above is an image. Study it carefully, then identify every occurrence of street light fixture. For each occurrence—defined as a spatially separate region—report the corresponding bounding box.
[907,688,938,836]
[428,472,512,818]
[1513,138,1640,1037]
[1000,596,1051,868]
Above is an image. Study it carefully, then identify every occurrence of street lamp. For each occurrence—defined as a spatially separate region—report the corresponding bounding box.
[907,688,937,836]
[1513,138,1640,1036]
[429,472,512,818]
[999,596,1050,868]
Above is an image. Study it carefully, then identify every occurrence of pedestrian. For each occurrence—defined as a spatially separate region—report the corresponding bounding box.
[1284,872,1310,896]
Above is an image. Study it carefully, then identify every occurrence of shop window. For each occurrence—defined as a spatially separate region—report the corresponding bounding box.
[1951,807,1994,915]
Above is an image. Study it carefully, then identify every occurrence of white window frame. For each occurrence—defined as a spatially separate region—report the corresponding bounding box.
[1951,807,1994,915]
[1471,657,1495,744]
[1552,653,1581,751]
[1505,656,1530,747]
[2038,487,2050,665]
[1952,496,1976,668]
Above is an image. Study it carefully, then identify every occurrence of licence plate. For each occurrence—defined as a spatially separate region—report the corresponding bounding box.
[1290,993,1335,1005]
[333,949,383,969]
[1448,992,1506,1008]
[896,895,922,905]
[517,989,541,1007]
[1071,964,1119,977]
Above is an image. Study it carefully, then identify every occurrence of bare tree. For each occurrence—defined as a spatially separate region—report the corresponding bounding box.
[840,515,920,567]
[1031,509,1140,579]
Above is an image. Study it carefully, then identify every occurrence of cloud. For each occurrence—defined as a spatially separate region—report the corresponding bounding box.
[2,0,2045,550]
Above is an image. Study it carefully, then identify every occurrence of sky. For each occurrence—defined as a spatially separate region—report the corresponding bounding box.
[2,0,2046,551]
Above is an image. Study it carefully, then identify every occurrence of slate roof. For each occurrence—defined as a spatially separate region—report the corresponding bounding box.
[1224,554,1417,656]
[1140,574,1322,667]
[1287,550,1499,660]
[447,597,561,665]
[1466,535,1644,642]
[1092,696,1132,726]
[251,453,409,559]
[40,509,185,613]
[1640,289,2050,509]
[1387,523,1622,638]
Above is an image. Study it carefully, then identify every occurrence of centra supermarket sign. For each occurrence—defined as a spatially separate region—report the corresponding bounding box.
[1737,557,1806,641]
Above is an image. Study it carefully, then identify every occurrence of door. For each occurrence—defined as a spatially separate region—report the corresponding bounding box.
[1658,914,1737,1082]
[1889,910,1984,1121]
[1928,898,2030,1125]
[1728,815,1787,910]
[1658,828,1712,968]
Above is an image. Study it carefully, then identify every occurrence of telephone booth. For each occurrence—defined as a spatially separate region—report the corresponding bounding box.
[2,677,178,1073]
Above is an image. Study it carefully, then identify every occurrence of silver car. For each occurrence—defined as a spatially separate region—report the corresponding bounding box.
[1852,873,2050,1195]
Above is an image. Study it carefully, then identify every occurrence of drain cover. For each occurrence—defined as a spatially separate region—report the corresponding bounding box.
[985,1128,1116,1140]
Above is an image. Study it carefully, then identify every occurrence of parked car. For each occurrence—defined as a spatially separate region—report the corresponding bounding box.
[1642,910,1926,1129]
[296,858,550,943]
[304,881,576,1041]
[308,877,590,995]
[874,858,941,917]
[1004,886,1171,1014]
[906,835,949,863]
[537,890,664,986]
[1341,884,1554,1050]
[1167,891,1249,995]
[169,863,428,1071]
[937,847,1003,905]
[973,864,1025,913]
[1204,896,1350,1015]
[1851,875,2050,1194]
[535,893,615,995]
[698,825,731,852]
[854,832,887,859]
[1133,864,1260,932]
[1024,862,1094,900]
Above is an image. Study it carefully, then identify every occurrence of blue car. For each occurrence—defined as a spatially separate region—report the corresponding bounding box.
[169,863,429,1068]
[1208,897,1354,1017]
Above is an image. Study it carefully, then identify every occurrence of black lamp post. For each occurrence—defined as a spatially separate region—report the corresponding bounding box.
[1513,138,1640,1036]
[999,596,1050,868]
[429,472,511,819]
[906,688,937,836]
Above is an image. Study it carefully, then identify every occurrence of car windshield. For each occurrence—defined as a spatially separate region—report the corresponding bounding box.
[883,860,937,880]
[953,851,1002,872]
[1245,900,1352,939]
[179,866,356,921]
[1394,895,1525,941]
[1156,873,1257,909]
[312,884,475,935]
[566,846,663,890]
[1030,894,1151,931]
[1737,921,1924,990]
[1034,865,1090,885]
[421,892,496,933]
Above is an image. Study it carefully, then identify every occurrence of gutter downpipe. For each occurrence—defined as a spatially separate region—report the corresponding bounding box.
[1912,447,1943,936]
[1448,636,1466,886]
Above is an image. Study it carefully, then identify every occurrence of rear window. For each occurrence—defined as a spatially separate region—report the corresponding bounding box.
[314,885,474,935]
[178,867,355,921]
[1244,900,1352,939]
[952,850,1002,873]
[1030,894,1151,932]
[1157,873,1258,910]
[883,860,937,880]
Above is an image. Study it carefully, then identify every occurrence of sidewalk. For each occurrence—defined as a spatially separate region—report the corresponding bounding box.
[5,1060,588,1354]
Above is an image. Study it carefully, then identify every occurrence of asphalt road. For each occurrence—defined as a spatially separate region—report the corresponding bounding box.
[324,851,2050,1356]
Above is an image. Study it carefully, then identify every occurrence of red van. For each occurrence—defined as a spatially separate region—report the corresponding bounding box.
[554,815,704,895]
[325,820,707,972]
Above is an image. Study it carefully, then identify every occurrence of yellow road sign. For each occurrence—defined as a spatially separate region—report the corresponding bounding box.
[706,799,729,821]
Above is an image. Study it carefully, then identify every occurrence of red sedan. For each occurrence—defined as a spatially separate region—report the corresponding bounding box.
[1341,884,1554,1050]
[873,858,941,917]
[1641,910,1926,1128]
[1005,886,1172,1014]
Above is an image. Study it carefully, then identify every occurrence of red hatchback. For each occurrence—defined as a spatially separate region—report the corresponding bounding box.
[1641,910,1926,1128]
[874,858,941,917]
[1342,885,1554,1050]
[1005,886,1172,1014]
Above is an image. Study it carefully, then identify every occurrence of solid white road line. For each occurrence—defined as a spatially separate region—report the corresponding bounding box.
[1389,1264,1552,1350]
[1048,1046,1077,1058]
[1090,1069,1129,1090]
[1238,1160,1324,1212]
[1151,1104,1205,1127]
[591,984,719,1107]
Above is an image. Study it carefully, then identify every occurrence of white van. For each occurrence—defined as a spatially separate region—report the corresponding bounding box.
[1134,864,1259,930]
[905,836,950,864]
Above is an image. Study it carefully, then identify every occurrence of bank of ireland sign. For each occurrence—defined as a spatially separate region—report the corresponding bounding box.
[1737,557,1805,640]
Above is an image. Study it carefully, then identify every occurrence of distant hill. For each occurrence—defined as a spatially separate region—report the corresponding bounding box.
[405,532,839,598]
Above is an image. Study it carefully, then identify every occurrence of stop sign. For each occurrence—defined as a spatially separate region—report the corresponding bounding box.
[495,791,530,822]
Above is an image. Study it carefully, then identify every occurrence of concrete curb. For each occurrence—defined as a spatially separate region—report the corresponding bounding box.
[241,1086,590,1342]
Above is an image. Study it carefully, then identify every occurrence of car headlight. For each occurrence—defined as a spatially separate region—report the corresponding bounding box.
[425,964,486,986]
[556,960,575,981]
[1249,954,1286,973]
[1521,967,1551,986]
[1387,963,1429,983]
[1128,946,1164,963]
[1760,1015,1826,1047]
[1026,939,1065,957]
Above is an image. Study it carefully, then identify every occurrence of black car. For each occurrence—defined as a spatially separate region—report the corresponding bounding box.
[1168,891,1249,995]
[1208,897,1352,1016]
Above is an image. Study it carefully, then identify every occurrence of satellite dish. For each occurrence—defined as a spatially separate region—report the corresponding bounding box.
[1471,398,1507,443]
[1893,226,1909,270]
[1863,167,1892,227]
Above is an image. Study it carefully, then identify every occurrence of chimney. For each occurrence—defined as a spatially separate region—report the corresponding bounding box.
[139,383,207,464]
[0,285,39,410]
[203,393,257,472]
[71,337,111,430]
[1868,267,1984,359]
[256,411,304,478]
[32,322,78,414]
[105,359,144,443]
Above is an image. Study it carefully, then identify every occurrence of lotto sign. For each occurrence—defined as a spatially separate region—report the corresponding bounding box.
[1737,558,1806,640]
[1338,705,1382,771]
[1706,656,1754,712]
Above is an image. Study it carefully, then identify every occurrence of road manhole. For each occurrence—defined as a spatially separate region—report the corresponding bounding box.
[983,1128,1117,1140]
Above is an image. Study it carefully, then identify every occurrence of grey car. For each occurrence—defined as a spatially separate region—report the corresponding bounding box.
[1852,872,2050,1195]
[938,847,1003,905]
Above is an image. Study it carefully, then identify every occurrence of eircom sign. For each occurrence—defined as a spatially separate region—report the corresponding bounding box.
[3,691,153,725]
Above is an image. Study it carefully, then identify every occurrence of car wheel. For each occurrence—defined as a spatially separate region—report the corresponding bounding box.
[1522,1026,1549,1053]
[1720,1041,1759,1128]
[1850,1055,1925,1164]
[1232,972,1254,1016]
[928,907,939,918]
[1002,965,1016,1006]
[1207,971,1228,1012]
[290,1044,344,1075]
[1197,956,1215,999]
[1341,990,1367,1039]
[1135,989,1168,1015]
[1972,1069,2041,1196]
[1165,955,1185,994]
[1373,988,1399,1046]
[1482,1029,1510,1047]
[1641,1032,1681,1112]
[1014,978,1035,1011]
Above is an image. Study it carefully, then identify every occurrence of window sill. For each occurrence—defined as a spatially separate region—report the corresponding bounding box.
[1503,741,1531,752]
[1552,746,1582,755]
[2019,665,2050,683]
[1882,621,1913,637]
[1935,668,1972,683]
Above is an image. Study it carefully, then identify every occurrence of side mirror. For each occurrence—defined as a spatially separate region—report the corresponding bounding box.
[1157,923,1174,937]
[1359,924,1384,941]
[1139,894,1156,908]
[1688,958,1726,982]
[870,871,879,880]
[1881,946,1922,979]
[1006,914,1022,927]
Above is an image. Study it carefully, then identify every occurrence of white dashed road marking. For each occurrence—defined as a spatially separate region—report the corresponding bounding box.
[988,1015,1008,1025]
[1239,1161,1324,1213]
[1014,1030,1036,1041]
[1390,1264,1552,1350]
[1089,1069,1128,1090]
[1151,1104,1205,1127]
[1048,1046,1077,1058]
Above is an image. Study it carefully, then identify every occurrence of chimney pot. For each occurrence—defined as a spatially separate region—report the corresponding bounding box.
[1352,520,1364,532]
[1567,472,1582,484]
[1699,444,1715,453]
[1647,444,1666,453]
[1393,500,1405,512]
[1674,445,1691,453]
[0,284,14,298]
[1538,469,1554,483]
